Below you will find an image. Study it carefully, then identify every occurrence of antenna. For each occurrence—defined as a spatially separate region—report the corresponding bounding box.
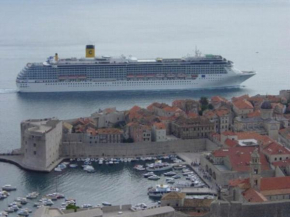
[195,46,202,57]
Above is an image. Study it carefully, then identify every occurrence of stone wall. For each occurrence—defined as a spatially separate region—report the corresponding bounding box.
[60,139,209,158]
[210,200,290,217]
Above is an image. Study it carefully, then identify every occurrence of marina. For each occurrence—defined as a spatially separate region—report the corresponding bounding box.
[0,154,211,216]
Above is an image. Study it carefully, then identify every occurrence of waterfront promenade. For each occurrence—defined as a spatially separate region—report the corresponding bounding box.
[177,152,218,193]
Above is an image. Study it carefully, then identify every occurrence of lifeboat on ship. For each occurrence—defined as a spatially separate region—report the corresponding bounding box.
[146,74,155,78]
[156,74,165,78]
[166,74,175,78]
[136,74,145,78]
[58,75,87,80]
[177,73,186,78]
[191,74,198,80]
[127,74,135,78]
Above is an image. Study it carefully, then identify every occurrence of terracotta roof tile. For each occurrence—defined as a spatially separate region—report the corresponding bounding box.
[263,142,290,155]
[260,176,290,191]
[211,96,228,103]
[154,122,166,130]
[247,110,261,118]
[233,99,254,110]
[224,138,239,148]
[272,158,290,167]
[213,147,270,172]
[229,178,250,188]
[222,131,236,136]
[243,188,268,202]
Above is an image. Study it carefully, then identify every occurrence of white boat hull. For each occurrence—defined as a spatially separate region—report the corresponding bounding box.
[16,71,254,93]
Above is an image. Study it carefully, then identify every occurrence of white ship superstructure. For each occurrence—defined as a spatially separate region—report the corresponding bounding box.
[16,45,255,93]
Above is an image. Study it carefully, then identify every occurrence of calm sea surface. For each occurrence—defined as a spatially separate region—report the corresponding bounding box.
[0,0,290,213]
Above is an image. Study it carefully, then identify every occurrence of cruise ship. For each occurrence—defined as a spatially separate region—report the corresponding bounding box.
[16,45,255,93]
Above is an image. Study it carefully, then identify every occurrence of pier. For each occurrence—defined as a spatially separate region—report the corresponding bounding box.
[181,187,217,195]
[0,154,65,172]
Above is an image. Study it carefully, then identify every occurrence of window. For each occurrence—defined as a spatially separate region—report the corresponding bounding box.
[34,151,37,155]
[34,143,36,147]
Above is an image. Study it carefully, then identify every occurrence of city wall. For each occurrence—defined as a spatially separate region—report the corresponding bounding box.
[60,138,218,158]
[210,200,290,217]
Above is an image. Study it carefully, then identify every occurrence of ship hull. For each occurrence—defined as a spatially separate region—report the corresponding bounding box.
[16,73,254,93]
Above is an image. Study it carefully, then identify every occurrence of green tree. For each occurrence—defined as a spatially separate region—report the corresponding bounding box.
[208,104,214,110]
[199,97,209,106]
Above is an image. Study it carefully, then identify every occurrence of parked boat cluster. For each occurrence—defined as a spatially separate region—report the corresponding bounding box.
[134,163,207,198]
[0,185,40,216]
[54,155,182,173]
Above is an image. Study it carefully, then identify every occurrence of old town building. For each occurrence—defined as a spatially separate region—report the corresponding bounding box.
[172,116,215,139]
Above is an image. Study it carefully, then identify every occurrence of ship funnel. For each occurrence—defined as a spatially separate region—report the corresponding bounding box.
[86,45,95,58]
[55,53,58,61]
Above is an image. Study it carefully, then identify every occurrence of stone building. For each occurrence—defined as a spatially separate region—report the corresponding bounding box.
[229,149,290,203]
[91,107,125,128]
[232,99,254,118]
[152,122,167,142]
[234,101,280,140]
[262,141,290,163]
[204,108,232,134]
[21,118,62,170]
[211,96,231,109]
[279,127,290,148]
[172,116,215,139]
[280,90,290,101]
[172,99,200,114]
[86,128,123,144]
[125,122,152,142]
[200,146,272,186]
[161,192,213,216]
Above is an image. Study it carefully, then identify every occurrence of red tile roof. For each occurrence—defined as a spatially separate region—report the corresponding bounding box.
[130,105,141,113]
[187,112,198,118]
[233,99,254,110]
[163,106,180,112]
[243,188,268,202]
[222,131,236,136]
[247,110,261,118]
[224,138,239,148]
[229,178,250,188]
[211,96,228,103]
[232,94,250,102]
[212,147,270,172]
[260,176,290,191]
[272,158,290,167]
[215,109,230,117]
[263,142,290,155]
[235,132,274,145]
[154,122,166,130]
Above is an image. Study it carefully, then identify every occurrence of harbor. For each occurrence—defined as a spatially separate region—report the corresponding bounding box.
[0,154,215,216]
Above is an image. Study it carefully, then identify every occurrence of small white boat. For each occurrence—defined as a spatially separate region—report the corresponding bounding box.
[26,192,39,199]
[102,202,112,206]
[2,185,17,191]
[164,171,176,176]
[134,165,145,171]
[81,204,92,208]
[143,172,155,178]
[54,167,62,172]
[83,165,95,173]
[17,209,29,216]
[99,160,103,165]
[69,164,78,168]
[0,211,8,217]
[148,184,179,198]
[148,175,160,180]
